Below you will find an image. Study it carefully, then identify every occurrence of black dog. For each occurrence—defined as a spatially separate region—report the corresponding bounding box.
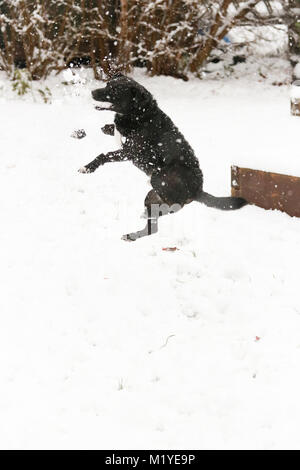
[79,74,246,241]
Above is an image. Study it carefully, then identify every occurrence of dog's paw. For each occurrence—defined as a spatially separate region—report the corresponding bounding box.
[78,166,91,174]
[121,233,137,242]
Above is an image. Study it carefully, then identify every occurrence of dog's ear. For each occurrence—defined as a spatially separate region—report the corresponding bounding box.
[131,87,152,110]
[111,71,125,79]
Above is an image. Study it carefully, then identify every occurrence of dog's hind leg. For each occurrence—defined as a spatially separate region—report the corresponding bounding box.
[122,190,181,242]
[122,210,158,242]
[122,164,202,241]
[122,190,161,242]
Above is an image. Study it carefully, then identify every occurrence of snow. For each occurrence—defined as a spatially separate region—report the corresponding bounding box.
[229,24,288,57]
[0,63,300,450]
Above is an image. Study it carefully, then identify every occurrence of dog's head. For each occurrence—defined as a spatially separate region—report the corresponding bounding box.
[92,74,155,115]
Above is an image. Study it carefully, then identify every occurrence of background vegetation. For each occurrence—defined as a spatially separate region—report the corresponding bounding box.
[0,0,298,81]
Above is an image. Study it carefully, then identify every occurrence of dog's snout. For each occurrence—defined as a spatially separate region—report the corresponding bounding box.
[92,87,110,102]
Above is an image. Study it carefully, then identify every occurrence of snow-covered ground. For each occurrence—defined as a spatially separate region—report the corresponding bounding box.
[0,62,300,450]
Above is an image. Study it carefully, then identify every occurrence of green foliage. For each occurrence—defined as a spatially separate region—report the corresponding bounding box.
[11,69,52,104]
[38,87,52,104]
[295,22,300,33]
[11,69,31,96]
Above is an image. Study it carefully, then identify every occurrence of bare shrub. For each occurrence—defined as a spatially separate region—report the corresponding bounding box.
[0,0,293,81]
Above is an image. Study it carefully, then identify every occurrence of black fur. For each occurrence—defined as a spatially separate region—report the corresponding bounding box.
[79,74,247,241]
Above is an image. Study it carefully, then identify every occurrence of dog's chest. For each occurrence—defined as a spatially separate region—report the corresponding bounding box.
[123,135,164,175]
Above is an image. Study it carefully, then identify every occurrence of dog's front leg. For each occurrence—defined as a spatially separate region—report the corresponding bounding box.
[79,149,128,173]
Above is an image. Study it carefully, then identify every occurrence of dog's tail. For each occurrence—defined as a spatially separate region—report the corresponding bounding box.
[196,191,247,210]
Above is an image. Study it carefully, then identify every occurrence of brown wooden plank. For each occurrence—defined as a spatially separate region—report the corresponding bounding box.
[231,166,300,218]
